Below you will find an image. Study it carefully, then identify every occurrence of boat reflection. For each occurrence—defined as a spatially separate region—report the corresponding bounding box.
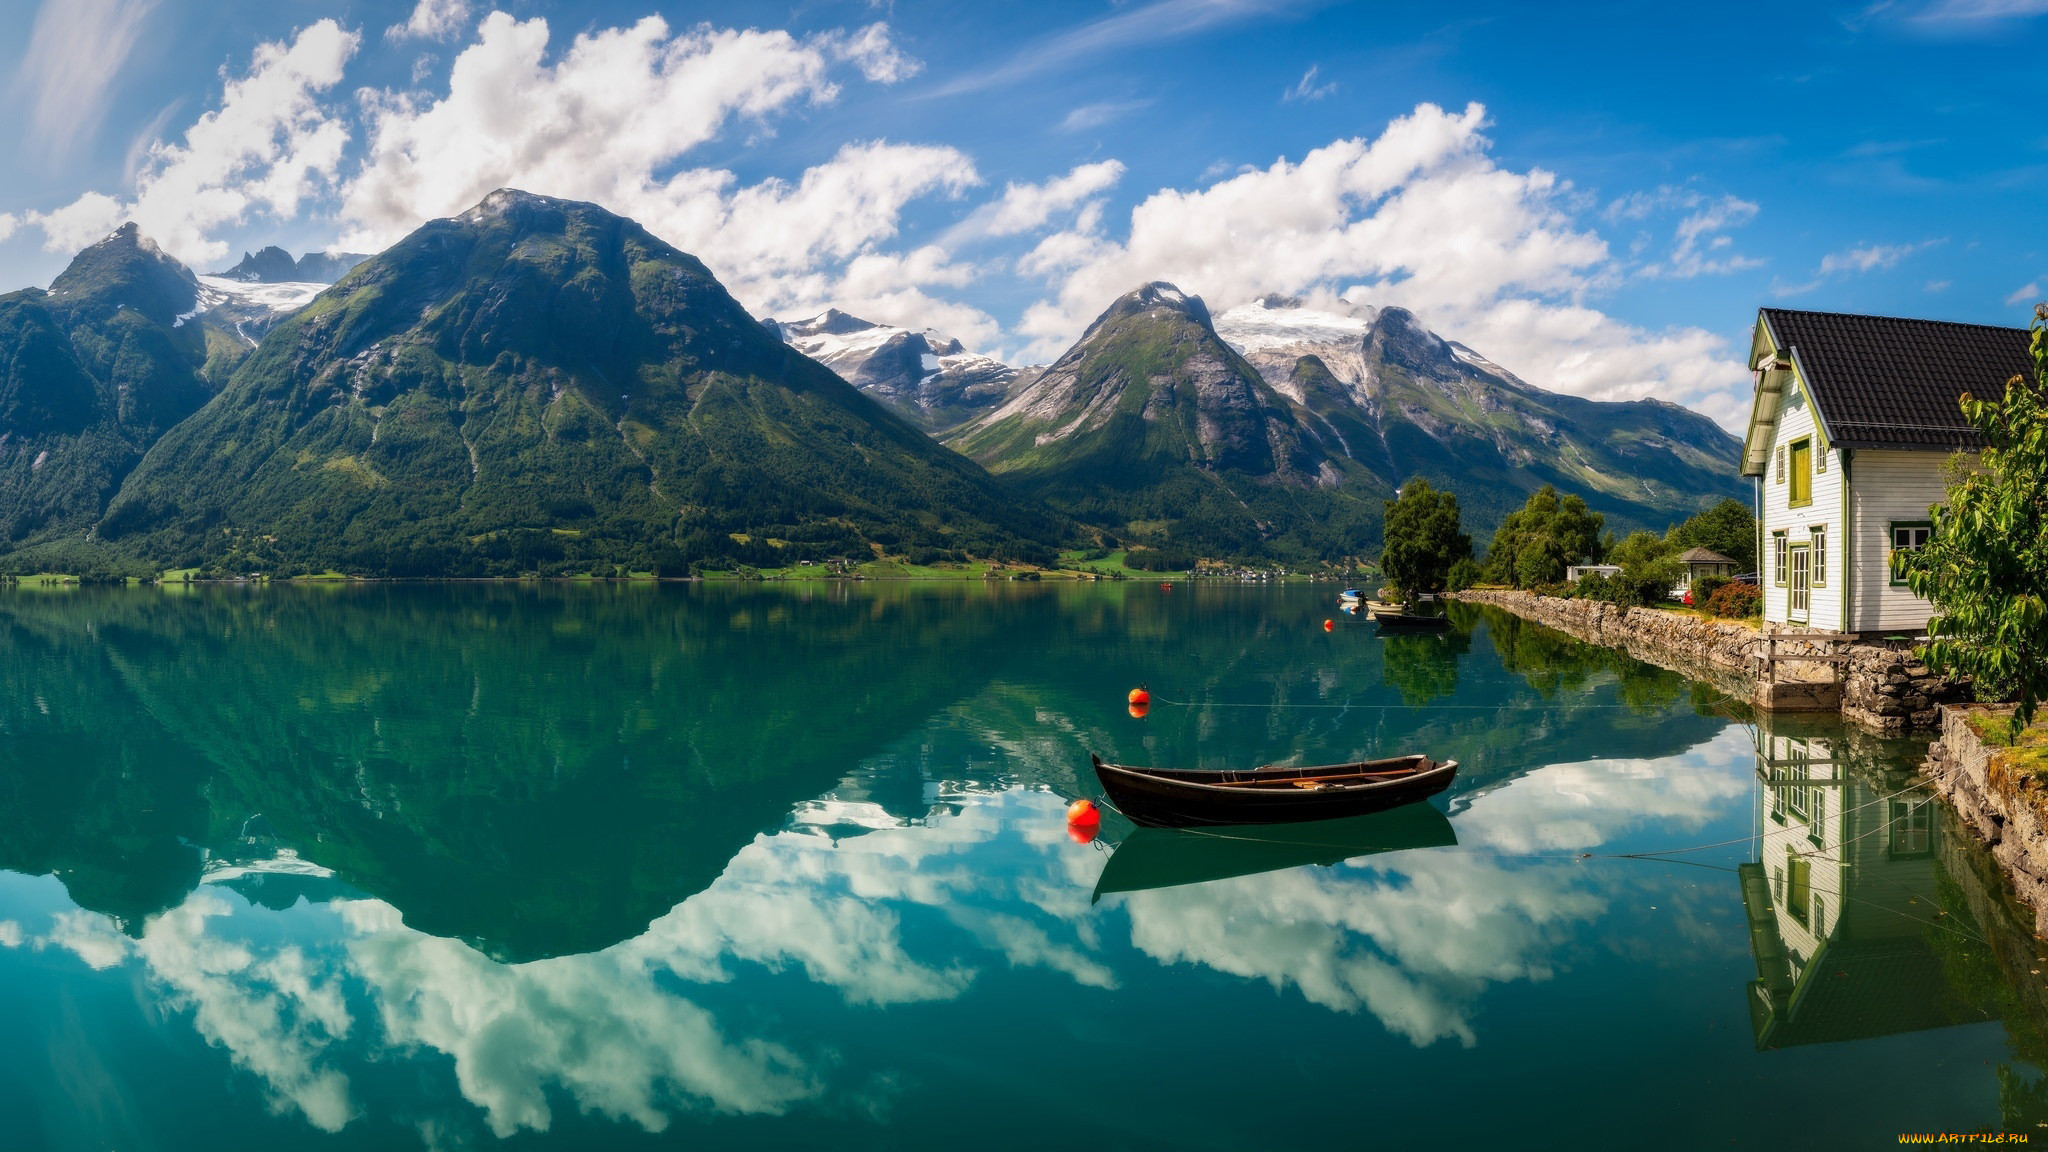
[1091,802,1456,901]
[1739,717,1998,1049]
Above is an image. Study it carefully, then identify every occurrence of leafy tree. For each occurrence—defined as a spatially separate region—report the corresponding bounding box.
[1446,556,1481,592]
[1484,486,1604,588]
[1608,530,1673,570]
[1667,497,1757,573]
[1902,308,2048,742]
[1379,478,1472,594]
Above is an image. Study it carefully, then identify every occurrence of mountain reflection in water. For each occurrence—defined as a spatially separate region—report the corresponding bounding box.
[3,586,2046,1148]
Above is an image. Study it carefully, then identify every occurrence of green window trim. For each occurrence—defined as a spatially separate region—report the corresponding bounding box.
[1788,438,1813,507]
[1773,531,1788,587]
[1809,525,1827,587]
[1889,520,1932,588]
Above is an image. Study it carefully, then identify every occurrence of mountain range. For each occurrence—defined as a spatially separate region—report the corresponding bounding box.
[0,190,1744,576]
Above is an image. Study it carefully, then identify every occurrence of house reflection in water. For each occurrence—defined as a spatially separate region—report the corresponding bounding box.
[1739,718,1995,1049]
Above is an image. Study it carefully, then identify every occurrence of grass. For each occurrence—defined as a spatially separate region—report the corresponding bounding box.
[1969,711,2048,776]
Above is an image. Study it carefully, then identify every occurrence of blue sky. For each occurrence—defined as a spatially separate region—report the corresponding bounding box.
[3,0,2044,427]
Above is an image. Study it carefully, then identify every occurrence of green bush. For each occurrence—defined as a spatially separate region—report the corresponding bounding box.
[1571,572,1614,601]
[1446,556,1482,592]
[1705,582,1762,618]
[1690,574,1730,607]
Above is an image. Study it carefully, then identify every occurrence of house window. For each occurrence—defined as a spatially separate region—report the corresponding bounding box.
[1816,445,1827,474]
[1890,521,1932,587]
[1774,531,1788,587]
[1788,438,1812,506]
[1811,525,1827,587]
[1786,848,1811,927]
[1890,798,1934,858]
[1775,444,1786,483]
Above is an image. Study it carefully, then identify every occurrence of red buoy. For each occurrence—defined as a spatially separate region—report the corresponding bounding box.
[1068,820,1099,844]
[1128,685,1150,706]
[1067,798,1101,826]
[1128,700,1150,719]
[1324,619,1334,632]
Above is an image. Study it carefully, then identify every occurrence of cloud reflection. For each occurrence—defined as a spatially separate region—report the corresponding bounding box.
[16,736,1751,1134]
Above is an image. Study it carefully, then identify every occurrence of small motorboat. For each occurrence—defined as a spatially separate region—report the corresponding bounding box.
[1338,588,1361,603]
[1090,753,1457,828]
[1091,803,1457,901]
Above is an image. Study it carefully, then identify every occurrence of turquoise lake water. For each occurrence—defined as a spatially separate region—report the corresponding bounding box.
[1,583,2042,1149]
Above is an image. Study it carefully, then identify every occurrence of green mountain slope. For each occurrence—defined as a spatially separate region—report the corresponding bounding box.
[947,283,1386,557]
[0,224,219,555]
[96,190,1062,575]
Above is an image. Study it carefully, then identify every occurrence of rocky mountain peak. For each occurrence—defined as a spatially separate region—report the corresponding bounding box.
[1364,306,1457,375]
[215,245,367,285]
[47,222,198,326]
[1087,281,1213,337]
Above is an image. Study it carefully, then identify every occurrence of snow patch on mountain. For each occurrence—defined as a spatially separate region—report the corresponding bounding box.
[186,275,328,344]
[774,308,1033,433]
[1213,297,1376,353]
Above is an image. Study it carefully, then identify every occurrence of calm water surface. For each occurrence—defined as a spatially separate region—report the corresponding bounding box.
[3,583,2045,1150]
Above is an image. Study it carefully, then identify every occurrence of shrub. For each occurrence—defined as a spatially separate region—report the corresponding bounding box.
[1690,574,1730,608]
[1705,581,1762,618]
[1572,572,1615,602]
[1446,556,1482,592]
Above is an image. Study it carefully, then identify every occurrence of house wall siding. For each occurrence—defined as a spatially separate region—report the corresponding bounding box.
[1760,381,1844,629]
[1848,448,1955,634]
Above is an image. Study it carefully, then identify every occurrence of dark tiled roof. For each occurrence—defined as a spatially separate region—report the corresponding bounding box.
[1678,546,1737,564]
[1760,308,2033,450]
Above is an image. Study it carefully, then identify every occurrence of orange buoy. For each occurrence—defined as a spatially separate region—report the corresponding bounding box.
[1128,684,1150,706]
[1068,820,1099,844]
[1324,619,1335,632]
[1067,798,1101,826]
[1128,700,1150,719]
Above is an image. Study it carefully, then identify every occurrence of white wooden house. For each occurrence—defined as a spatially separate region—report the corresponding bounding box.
[1740,308,2031,635]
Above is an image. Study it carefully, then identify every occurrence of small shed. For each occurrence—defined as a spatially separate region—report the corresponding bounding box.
[1677,547,1739,581]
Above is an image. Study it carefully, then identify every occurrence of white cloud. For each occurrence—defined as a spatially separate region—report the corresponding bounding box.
[1912,0,2048,21]
[1059,100,1151,133]
[1661,195,1762,279]
[386,0,473,42]
[15,0,157,163]
[2006,281,2041,306]
[948,160,1125,241]
[26,20,359,267]
[1776,239,1945,298]
[338,14,843,251]
[933,0,1291,95]
[1008,102,1754,424]
[829,22,923,83]
[0,214,18,245]
[336,13,969,344]
[1283,64,1337,102]
[1816,240,1934,276]
[0,920,21,948]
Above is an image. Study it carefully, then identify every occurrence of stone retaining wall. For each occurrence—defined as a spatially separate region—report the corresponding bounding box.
[1452,589,1965,732]
[1924,705,2048,935]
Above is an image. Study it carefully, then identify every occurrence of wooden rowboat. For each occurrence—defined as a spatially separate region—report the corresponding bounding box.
[1370,608,1451,631]
[1089,753,1457,828]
